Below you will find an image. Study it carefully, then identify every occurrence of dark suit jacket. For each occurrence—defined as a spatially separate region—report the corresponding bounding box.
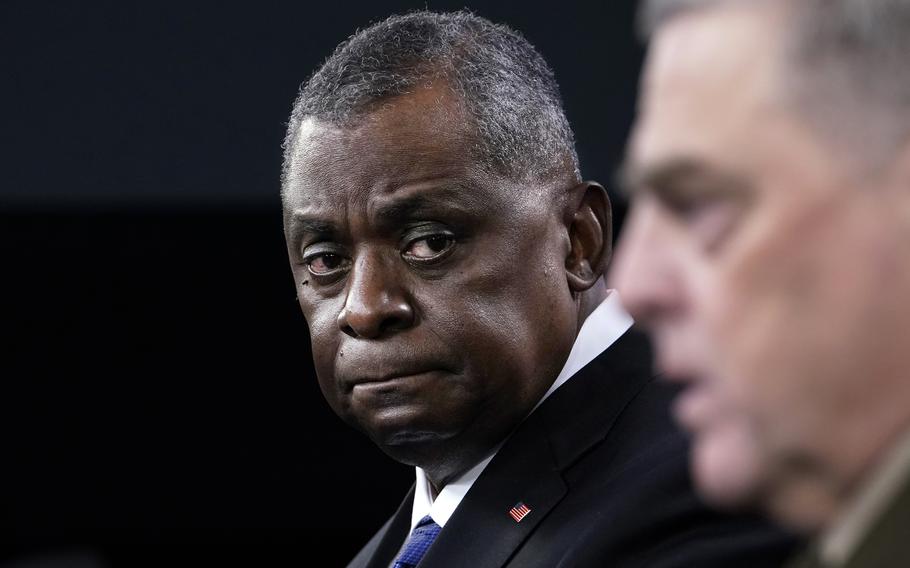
[348,330,798,567]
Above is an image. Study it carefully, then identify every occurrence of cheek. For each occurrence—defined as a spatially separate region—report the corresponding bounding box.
[437,228,566,324]
[435,240,574,390]
[705,250,819,456]
[703,200,885,454]
[299,300,345,396]
[446,272,562,354]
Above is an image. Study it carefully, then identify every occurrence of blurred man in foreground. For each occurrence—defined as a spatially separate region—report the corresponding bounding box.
[281,10,795,567]
[612,0,910,565]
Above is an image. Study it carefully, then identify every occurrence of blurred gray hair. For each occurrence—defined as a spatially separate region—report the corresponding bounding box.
[281,10,579,191]
[639,0,910,170]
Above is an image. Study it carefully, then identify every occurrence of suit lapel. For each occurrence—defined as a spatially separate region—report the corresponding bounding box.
[362,485,415,568]
[538,329,654,472]
[419,330,654,567]
[418,413,567,568]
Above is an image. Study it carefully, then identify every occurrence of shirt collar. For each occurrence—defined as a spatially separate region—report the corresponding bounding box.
[819,427,910,566]
[410,290,634,531]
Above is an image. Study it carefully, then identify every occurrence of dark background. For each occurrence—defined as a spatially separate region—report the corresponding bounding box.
[2,1,643,565]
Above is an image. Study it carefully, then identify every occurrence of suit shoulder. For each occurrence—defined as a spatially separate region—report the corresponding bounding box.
[347,515,392,568]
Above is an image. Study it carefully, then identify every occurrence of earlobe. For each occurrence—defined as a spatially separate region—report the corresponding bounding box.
[565,182,612,292]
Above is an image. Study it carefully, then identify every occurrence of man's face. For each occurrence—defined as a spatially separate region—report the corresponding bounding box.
[283,86,578,484]
[611,3,910,527]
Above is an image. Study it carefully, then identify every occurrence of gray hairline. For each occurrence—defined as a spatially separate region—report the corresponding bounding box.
[638,0,910,173]
[281,11,582,196]
[280,89,580,210]
[283,75,578,181]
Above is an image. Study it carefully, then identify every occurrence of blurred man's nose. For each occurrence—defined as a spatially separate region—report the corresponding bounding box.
[609,200,684,326]
[337,253,416,339]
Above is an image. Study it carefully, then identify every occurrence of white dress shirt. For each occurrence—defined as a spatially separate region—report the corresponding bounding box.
[409,290,634,532]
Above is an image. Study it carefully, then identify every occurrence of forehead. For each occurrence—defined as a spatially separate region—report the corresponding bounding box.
[630,2,862,205]
[285,84,479,200]
[632,3,791,174]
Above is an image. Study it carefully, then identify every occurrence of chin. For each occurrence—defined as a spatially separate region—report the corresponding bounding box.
[764,478,839,533]
[691,424,766,510]
[382,429,455,447]
[357,404,458,440]
[373,430,464,473]
[359,415,462,464]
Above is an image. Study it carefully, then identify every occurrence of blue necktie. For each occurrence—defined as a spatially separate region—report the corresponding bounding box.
[392,515,442,568]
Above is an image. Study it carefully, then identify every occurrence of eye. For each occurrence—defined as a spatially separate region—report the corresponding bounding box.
[305,252,350,276]
[665,196,743,253]
[689,201,738,240]
[403,233,455,261]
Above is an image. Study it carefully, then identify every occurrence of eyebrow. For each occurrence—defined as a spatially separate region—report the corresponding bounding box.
[287,182,482,241]
[289,217,336,234]
[286,214,339,245]
[617,157,753,204]
[370,187,478,226]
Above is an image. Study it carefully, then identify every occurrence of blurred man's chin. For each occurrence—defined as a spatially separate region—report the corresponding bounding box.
[691,427,765,510]
[763,476,840,533]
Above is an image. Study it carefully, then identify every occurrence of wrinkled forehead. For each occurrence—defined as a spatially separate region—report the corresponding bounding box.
[281,124,554,238]
[282,87,487,209]
[291,83,474,161]
[282,128,487,223]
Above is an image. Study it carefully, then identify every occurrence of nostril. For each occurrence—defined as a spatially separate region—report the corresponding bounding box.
[378,311,413,335]
[338,307,364,338]
[337,301,415,339]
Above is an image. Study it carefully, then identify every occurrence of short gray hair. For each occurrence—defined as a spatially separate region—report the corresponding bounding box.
[639,0,910,170]
[282,10,579,190]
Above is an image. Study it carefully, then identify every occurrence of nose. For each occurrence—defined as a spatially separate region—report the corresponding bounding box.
[337,252,416,339]
[609,198,685,327]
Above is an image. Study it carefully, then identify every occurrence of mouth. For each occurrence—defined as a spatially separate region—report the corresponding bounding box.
[654,355,715,433]
[655,355,699,386]
[350,370,442,395]
[672,379,722,435]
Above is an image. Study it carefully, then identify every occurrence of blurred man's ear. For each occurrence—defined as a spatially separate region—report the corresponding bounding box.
[565,181,612,292]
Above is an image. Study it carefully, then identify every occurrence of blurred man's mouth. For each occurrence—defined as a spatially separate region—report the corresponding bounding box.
[654,351,718,434]
[674,382,718,433]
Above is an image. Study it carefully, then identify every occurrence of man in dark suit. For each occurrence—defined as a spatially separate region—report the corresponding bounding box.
[611,1,910,566]
[281,10,796,566]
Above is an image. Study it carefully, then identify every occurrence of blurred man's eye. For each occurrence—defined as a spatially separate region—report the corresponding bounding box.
[686,200,741,251]
[666,196,742,253]
[403,233,455,261]
[632,160,752,254]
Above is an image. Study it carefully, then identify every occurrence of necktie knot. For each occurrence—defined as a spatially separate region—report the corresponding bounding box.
[392,515,442,568]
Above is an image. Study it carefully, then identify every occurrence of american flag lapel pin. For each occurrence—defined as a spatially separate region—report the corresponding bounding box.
[508,502,531,523]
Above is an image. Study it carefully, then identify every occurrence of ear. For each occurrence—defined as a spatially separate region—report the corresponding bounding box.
[565,181,612,292]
